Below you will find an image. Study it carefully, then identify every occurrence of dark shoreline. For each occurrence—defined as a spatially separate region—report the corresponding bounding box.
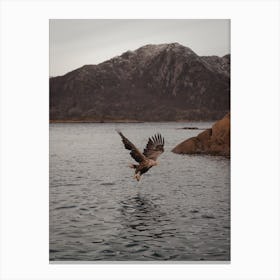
[50,120,144,124]
[49,120,218,124]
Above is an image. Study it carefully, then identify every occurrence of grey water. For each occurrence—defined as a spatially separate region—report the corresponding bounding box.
[49,122,230,262]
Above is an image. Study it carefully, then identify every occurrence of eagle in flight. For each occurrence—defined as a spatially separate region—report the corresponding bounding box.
[117,130,165,181]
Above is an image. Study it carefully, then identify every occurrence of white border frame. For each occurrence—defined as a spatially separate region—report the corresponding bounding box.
[1,0,279,280]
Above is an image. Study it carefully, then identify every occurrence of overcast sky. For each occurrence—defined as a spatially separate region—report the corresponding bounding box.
[49,19,230,77]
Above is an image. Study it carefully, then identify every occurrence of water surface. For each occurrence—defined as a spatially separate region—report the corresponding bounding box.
[49,122,230,261]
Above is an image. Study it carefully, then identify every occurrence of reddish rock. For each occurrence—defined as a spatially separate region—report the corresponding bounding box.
[172,113,230,156]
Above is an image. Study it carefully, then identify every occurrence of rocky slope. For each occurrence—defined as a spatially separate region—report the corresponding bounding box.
[50,43,230,121]
[172,113,230,156]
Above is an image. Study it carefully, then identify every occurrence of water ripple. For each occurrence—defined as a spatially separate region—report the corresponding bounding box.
[55,205,76,210]
[50,123,230,261]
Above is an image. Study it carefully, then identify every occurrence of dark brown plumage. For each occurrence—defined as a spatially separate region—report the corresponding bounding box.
[117,130,164,181]
[143,133,165,160]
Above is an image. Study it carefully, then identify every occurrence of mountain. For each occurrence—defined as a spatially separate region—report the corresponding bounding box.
[50,43,230,122]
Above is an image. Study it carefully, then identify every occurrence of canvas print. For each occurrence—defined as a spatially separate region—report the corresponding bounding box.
[49,19,230,262]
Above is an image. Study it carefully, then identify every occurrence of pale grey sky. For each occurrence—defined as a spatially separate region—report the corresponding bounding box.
[49,19,230,77]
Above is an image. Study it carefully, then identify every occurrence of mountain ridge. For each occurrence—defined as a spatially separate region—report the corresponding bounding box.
[50,43,230,121]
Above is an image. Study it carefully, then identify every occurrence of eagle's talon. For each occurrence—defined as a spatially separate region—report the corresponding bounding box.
[135,173,141,181]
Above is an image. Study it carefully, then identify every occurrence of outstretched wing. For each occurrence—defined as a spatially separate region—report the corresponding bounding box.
[116,130,146,163]
[143,133,164,160]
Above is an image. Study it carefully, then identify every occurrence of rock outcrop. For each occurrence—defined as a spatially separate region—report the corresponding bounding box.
[50,43,230,121]
[172,113,230,156]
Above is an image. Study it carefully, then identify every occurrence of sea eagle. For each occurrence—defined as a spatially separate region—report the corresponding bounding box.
[117,130,165,181]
